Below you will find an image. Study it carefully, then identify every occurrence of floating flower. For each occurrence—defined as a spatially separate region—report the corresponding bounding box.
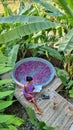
[13,57,55,87]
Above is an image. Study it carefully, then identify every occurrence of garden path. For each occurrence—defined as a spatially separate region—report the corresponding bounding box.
[14,76,73,130]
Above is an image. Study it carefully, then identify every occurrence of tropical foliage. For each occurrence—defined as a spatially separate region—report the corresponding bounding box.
[0,51,24,130]
[0,0,73,129]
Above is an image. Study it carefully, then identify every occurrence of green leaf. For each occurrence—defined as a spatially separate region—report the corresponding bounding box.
[41,46,63,61]
[26,107,55,130]
[66,0,73,9]
[69,90,73,94]
[0,114,24,126]
[0,100,14,110]
[0,66,12,74]
[25,107,38,127]
[0,115,15,123]
[7,45,19,67]
[58,28,73,54]
[66,80,73,89]
[0,21,58,44]
[32,0,63,16]
[8,125,17,130]
[29,42,44,49]
[0,51,7,64]
[0,90,14,99]
[2,2,13,16]
[69,90,73,97]
[0,15,46,24]
[6,116,24,126]
[43,125,55,130]
[0,128,9,130]
[18,4,32,15]
[0,64,6,67]
[18,1,25,15]
[56,67,70,85]
[0,79,12,86]
[57,0,73,25]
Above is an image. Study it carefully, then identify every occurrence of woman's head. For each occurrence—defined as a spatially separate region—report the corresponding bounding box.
[26,76,33,82]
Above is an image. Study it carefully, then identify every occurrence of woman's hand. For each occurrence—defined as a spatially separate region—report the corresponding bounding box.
[28,92,33,94]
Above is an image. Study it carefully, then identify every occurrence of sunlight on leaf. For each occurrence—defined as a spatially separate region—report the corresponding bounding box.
[0,79,12,86]
[0,90,14,99]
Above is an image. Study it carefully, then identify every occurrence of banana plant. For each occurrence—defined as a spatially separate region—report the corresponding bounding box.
[0,17,58,44]
[0,51,24,130]
[40,46,63,61]
[0,0,60,45]
[32,0,73,54]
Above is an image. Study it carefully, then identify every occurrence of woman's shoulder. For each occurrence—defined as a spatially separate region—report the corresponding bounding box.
[22,82,28,87]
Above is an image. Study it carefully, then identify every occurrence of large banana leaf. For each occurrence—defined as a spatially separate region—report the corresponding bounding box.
[0,100,14,110]
[0,114,24,125]
[0,51,7,64]
[6,116,24,126]
[8,125,17,130]
[0,66,12,74]
[0,21,58,44]
[40,46,63,61]
[0,15,46,24]
[32,0,63,16]
[0,91,14,99]
[58,28,73,54]
[26,107,38,127]
[0,79,12,86]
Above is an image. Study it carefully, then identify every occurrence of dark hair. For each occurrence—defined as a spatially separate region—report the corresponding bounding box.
[26,76,33,82]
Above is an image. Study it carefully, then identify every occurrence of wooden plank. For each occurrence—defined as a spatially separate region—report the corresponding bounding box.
[59,115,73,130]
[36,91,73,129]
[51,105,70,129]
[46,101,67,125]
[47,76,62,91]
[47,92,73,127]
[36,91,63,122]
[64,116,73,130]
[59,104,73,130]
[14,77,73,130]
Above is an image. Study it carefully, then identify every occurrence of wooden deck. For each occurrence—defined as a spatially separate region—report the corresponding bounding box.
[14,76,73,130]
